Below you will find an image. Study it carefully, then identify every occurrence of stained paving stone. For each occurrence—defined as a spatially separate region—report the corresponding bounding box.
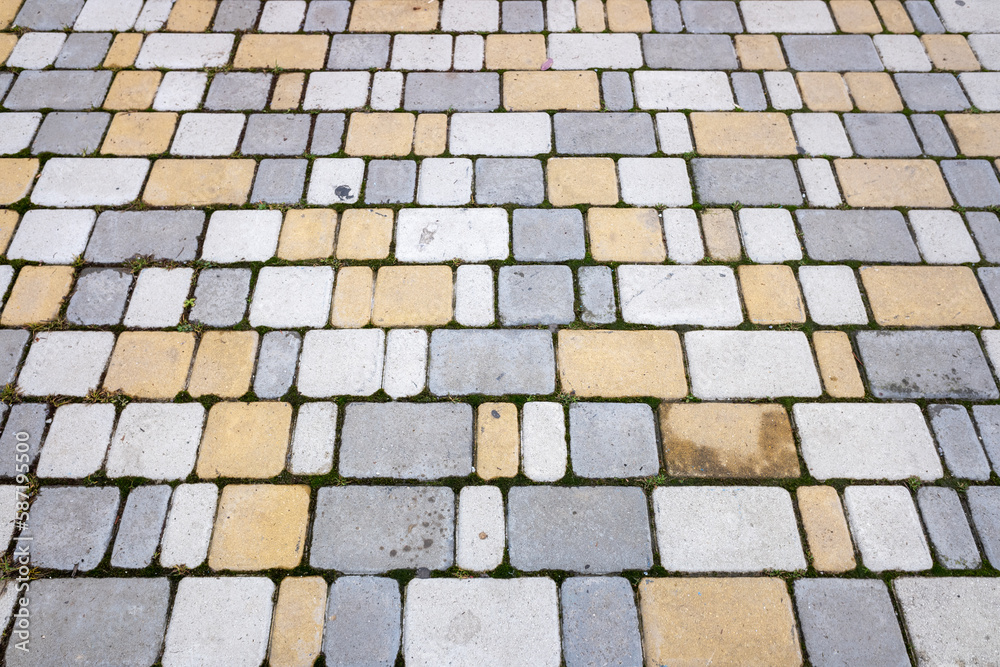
[189,268,251,327]
[85,210,204,263]
[31,112,110,156]
[27,486,119,571]
[561,577,643,667]
[0,403,49,479]
[429,329,555,395]
[928,404,993,481]
[497,265,575,326]
[918,486,982,570]
[578,266,616,324]
[692,158,803,206]
[569,403,659,478]
[65,268,132,326]
[111,485,172,569]
[324,577,401,667]
[968,487,1000,568]
[797,209,921,262]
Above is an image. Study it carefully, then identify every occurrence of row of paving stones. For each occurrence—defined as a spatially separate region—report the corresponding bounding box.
[4,574,1000,666]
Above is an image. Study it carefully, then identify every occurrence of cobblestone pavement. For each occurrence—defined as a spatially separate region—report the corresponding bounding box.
[0,0,1000,665]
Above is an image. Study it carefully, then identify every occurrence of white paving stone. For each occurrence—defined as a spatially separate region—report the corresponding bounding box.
[0,486,17,553]
[306,158,365,204]
[455,264,495,326]
[791,113,853,157]
[7,32,65,69]
[134,0,172,30]
[0,266,13,311]
[258,0,306,31]
[6,209,96,264]
[456,486,505,571]
[74,0,143,31]
[441,0,500,31]
[153,72,208,111]
[653,486,806,572]
[249,266,335,328]
[106,404,206,480]
[370,71,404,110]
[980,330,1000,374]
[303,72,371,110]
[634,71,735,110]
[738,208,803,263]
[383,329,429,399]
[0,112,41,155]
[453,34,485,71]
[135,34,236,69]
[959,72,1000,111]
[159,483,218,569]
[392,34,453,71]
[17,331,115,397]
[547,34,643,70]
[655,112,694,154]
[764,71,803,110]
[123,268,193,328]
[170,113,245,157]
[31,158,149,207]
[843,485,933,572]
[200,210,282,263]
[449,113,551,156]
[662,208,705,263]
[618,265,742,326]
[874,34,933,72]
[799,158,843,207]
[969,35,1000,70]
[547,0,575,31]
[936,0,1000,33]
[36,404,115,479]
[741,0,836,33]
[417,158,474,206]
[396,208,509,262]
[909,209,981,264]
[288,401,337,475]
[521,402,566,482]
[618,158,693,207]
[798,265,868,325]
[298,329,386,397]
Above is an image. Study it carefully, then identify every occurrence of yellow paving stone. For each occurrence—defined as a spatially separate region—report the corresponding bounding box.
[738,265,806,325]
[0,158,38,205]
[639,578,802,667]
[835,159,952,208]
[103,33,143,68]
[104,71,162,111]
[0,0,21,30]
[797,72,853,112]
[209,485,309,570]
[587,208,666,262]
[557,330,688,399]
[166,0,217,31]
[348,0,440,32]
[102,112,178,156]
[277,209,337,260]
[330,266,374,328]
[504,71,599,111]
[830,0,883,32]
[813,330,865,398]
[476,403,519,480]
[336,209,393,260]
[0,210,18,254]
[735,35,786,70]
[946,114,1000,157]
[414,114,447,156]
[485,34,546,70]
[271,72,305,110]
[797,486,857,573]
[144,159,256,206]
[691,112,797,156]
[922,34,981,71]
[269,577,327,667]
[701,209,741,261]
[844,71,903,111]
[547,157,618,206]
[196,402,293,478]
[0,266,74,327]
[859,265,995,327]
[874,0,913,32]
[104,332,196,399]
[576,0,606,31]
[0,34,16,65]
[607,0,652,32]
[344,113,415,157]
[660,403,799,478]
[371,265,453,327]
[234,35,329,70]
[187,331,259,398]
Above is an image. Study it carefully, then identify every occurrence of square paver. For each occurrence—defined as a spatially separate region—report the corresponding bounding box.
[17,331,115,397]
[27,486,119,571]
[569,403,659,478]
[497,265,575,326]
[106,403,205,480]
[208,484,310,571]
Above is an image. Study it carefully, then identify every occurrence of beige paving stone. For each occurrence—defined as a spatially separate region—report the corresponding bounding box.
[547,158,618,206]
[336,209,393,260]
[166,0,217,32]
[485,35,546,70]
[922,34,980,71]
[639,578,802,667]
[738,265,806,325]
[372,265,453,327]
[0,266,74,326]
[104,71,161,111]
[576,0,606,31]
[830,0,883,32]
[344,113,415,157]
[271,73,305,110]
[835,159,952,208]
[587,208,666,262]
[0,210,17,254]
[691,112,797,156]
[187,331,259,398]
[277,209,337,260]
[197,402,292,478]
[859,266,995,327]
[104,332,196,399]
[701,209,742,261]
[660,403,799,479]
[813,331,866,398]
[208,484,310,571]
[797,486,857,573]
[735,35,786,70]
[946,114,1000,157]
[558,330,687,399]
[414,114,447,156]
[504,71,599,111]
[144,159,256,206]
[348,0,440,32]
[476,402,519,480]
[0,0,20,30]
[0,33,16,65]
[234,35,329,70]
[874,0,913,32]
[330,266,374,328]
[0,158,38,205]
[844,72,903,112]
[607,0,652,32]
[269,577,327,667]
[797,73,853,112]
[102,112,177,156]
[104,33,143,69]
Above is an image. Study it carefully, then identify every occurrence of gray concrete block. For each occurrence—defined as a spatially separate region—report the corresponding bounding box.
[27,486,119,571]
[4,71,112,111]
[941,159,1000,207]
[429,329,555,395]
[579,266,616,324]
[111,486,172,569]
[85,210,205,263]
[693,158,803,206]
[643,34,738,69]
[782,35,883,71]
[561,577,643,667]
[601,71,634,111]
[311,113,346,154]
[928,405,993,481]
[502,0,544,32]
[328,34,390,69]
[895,73,970,111]
[680,0,742,32]
[32,112,110,155]
[797,209,921,262]
[970,213,1000,263]
[13,0,84,29]
[324,577,401,667]
[475,158,544,205]
[918,486,982,570]
[974,405,1000,474]
[404,73,500,111]
[498,265,575,326]
[365,160,416,204]
[905,0,944,33]
[0,330,28,386]
[569,403,659,478]
[0,403,49,479]
[241,113,311,155]
[305,0,350,31]
[55,32,112,69]
[512,208,584,262]
[968,487,1000,569]
[189,268,251,327]
[844,113,921,158]
[204,72,271,110]
[554,112,657,155]
[651,0,682,31]
[732,72,767,111]
[253,331,301,399]
[213,0,260,31]
[912,113,957,157]
[66,268,132,326]
[250,158,306,204]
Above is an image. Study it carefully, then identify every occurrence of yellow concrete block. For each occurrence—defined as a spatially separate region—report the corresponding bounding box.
[476,403,519,480]
[0,266,74,326]
[371,265,453,327]
[197,402,292,478]
[277,209,337,260]
[104,332,196,399]
[813,330,866,398]
[187,331,259,398]
[547,157,618,206]
[798,486,857,573]
[557,330,688,399]
[330,266,374,328]
[587,208,666,262]
[209,485,310,570]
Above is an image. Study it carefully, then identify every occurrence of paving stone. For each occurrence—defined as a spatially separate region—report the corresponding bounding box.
[0,113,40,155]
[511,209,583,262]
[969,33,1000,69]
[967,487,1000,569]
[366,160,416,204]
[738,263,804,322]
[798,266,867,325]
[558,330,686,398]
[679,0,741,32]
[171,113,243,157]
[941,159,1000,207]
[974,404,1000,473]
[737,208,801,262]
[302,0,348,30]
[85,210,203,263]
[874,33,933,71]
[36,403,113,479]
[152,72,207,111]
[404,72,499,111]
[8,209,94,264]
[782,35,882,71]
[662,209,704,263]
[55,31,111,68]
[297,329,386,397]
[240,113,310,156]
[259,0,305,31]
[895,73,970,111]
[843,485,933,572]
[7,32,66,69]
[32,157,148,207]
[324,577,401,667]
[187,330,258,399]
[454,486,504,571]
[616,157,692,206]
[797,486,856,573]
[906,0,944,33]
[14,0,84,29]
[204,72,271,111]
[508,487,653,572]
[392,34,453,71]
[928,404,993,481]
[28,486,118,571]
[473,403,517,481]
[429,329,554,396]
[159,483,217,568]
[909,209,980,264]
[794,579,910,667]
[732,71,767,111]
[521,401,566,482]
[569,403,658,479]
[197,402,291,479]
[651,0,682,31]
[692,158,802,206]
[449,112,550,156]
[844,113,921,158]
[284,402,336,476]
[634,71,735,110]
[918,486,981,570]
[559,578,642,667]
[110,485,172,569]
[123,267,192,329]
[0,330,28,388]
[208,484,309,571]
[548,33,643,69]
[105,403,203,480]
[601,71,634,111]
[189,268,250,327]
[17,331,114,398]
[642,34,738,69]
[497,265,574,326]
[501,0,542,31]
[31,112,109,156]
[307,157,364,204]
[797,209,920,262]
[0,403,48,479]
[267,577,326,667]
[4,71,111,111]
[442,0,498,31]
[214,0,261,30]
[618,265,741,327]
[860,266,993,327]
[394,198,507,253]
[577,266,616,324]
[250,266,334,329]
[327,34,389,69]
[475,158,544,206]
[417,158,473,205]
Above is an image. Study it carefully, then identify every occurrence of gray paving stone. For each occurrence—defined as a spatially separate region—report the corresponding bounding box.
[13,0,84,29]
[906,0,945,33]
[974,405,1000,474]
[328,34,390,69]
[429,329,555,395]
[3,71,112,111]
[111,486,172,570]
[970,213,1000,263]
[475,158,544,205]
[579,266,616,324]
[844,114,921,158]
[794,579,909,667]
[642,34,738,70]
[311,113,346,154]
[601,71,634,111]
[27,486,119,571]
[498,265,575,326]
[241,113,311,155]
[0,73,11,103]
[66,268,132,326]
[782,35,882,71]
[895,73,970,111]
[651,0,683,31]
[305,0,350,31]
[508,487,653,573]
[928,405,993,481]
[324,577,401,667]
[31,112,109,155]
[732,71,767,111]
[857,330,998,400]
[502,0,544,31]
[680,0,742,32]
[213,0,260,30]
[55,32,112,69]
[968,487,1000,568]
[250,158,306,204]
[692,158,803,206]
[553,112,656,155]
[204,72,271,110]
[404,73,500,111]
[189,268,250,327]
[512,208,584,261]
[4,578,169,667]
[311,486,455,573]
[253,331,300,399]
[339,402,473,479]
[85,210,204,263]
[365,159,416,204]
[941,160,1000,207]
[0,330,29,386]
[797,209,921,262]
[561,577,643,667]
[918,487,981,570]
[0,403,48,479]
[912,113,957,157]
[569,403,659,478]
